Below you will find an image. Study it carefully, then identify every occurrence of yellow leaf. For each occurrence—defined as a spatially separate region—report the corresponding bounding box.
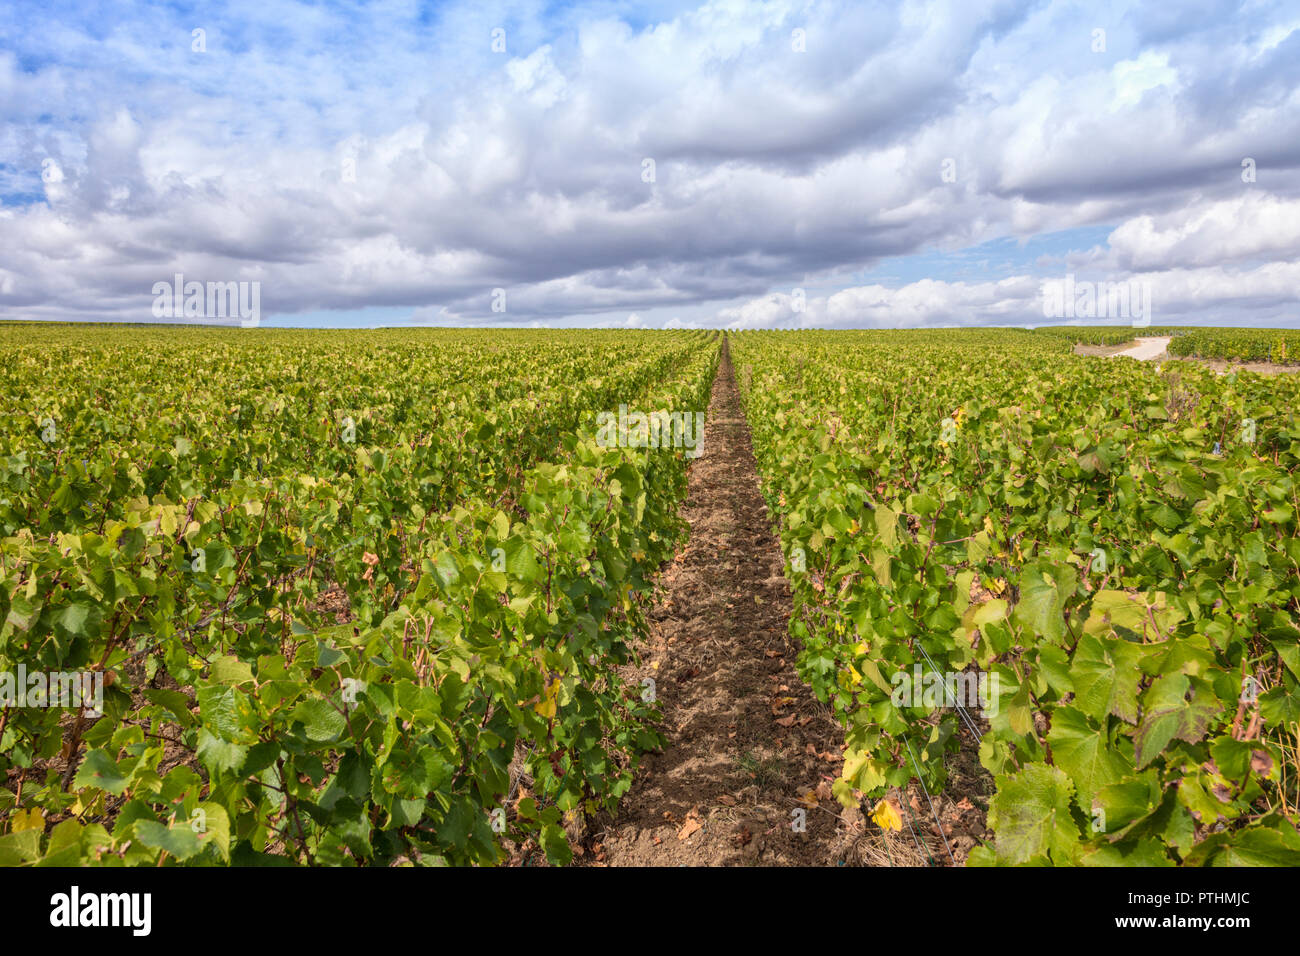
[10,808,43,833]
[871,799,903,832]
[534,678,561,719]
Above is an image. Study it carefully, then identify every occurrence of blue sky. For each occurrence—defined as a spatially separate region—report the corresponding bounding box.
[1,0,1298,328]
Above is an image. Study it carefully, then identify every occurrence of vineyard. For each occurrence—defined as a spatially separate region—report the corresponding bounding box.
[1033,324,1300,365]
[731,329,1300,865]
[1,326,718,865]
[2,324,1298,867]
[1167,328,1300,366]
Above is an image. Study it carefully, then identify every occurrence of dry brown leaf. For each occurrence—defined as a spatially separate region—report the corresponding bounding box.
[678,812,703,841]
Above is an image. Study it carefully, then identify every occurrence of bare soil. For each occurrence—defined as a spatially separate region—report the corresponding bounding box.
[1163,356,1300,377]
[1074,341,1300,375]
[1073,342,1136,357]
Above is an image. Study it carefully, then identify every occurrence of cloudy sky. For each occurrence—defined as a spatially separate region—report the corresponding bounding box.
[2,0,1298,329]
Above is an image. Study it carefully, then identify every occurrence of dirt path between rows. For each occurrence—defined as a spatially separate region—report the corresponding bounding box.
[1114,336,1172,361]
[578,341,897,866]
[1077,335,1299,375]
[1072,336,1172,361]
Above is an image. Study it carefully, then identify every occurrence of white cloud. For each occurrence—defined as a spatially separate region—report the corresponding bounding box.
[719,259,1300,329]
[1,0,1297,326]
[1105,193,1300,270]
[1110,51,1179,110]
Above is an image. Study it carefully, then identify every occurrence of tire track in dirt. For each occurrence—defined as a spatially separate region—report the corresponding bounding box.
[579,339,887,866]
